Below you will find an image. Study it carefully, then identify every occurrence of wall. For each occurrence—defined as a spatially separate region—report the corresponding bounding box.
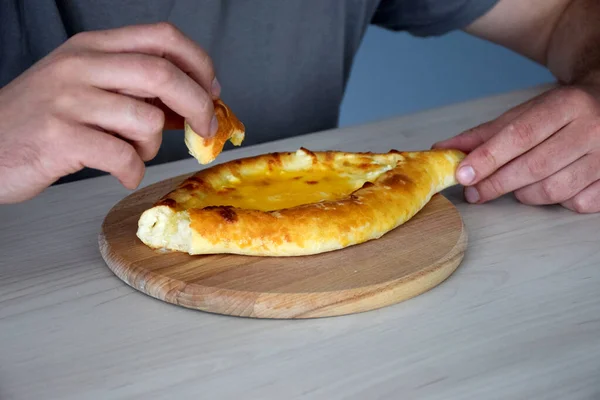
[339,26,555,127]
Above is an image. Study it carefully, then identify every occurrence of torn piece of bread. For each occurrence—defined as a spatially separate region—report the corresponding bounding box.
[184,99,245,164]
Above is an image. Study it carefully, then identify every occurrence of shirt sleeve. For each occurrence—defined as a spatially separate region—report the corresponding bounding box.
[371,0,501,37]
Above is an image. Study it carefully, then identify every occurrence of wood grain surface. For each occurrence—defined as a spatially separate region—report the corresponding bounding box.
[4,84,600,400]
[99,174,467,318]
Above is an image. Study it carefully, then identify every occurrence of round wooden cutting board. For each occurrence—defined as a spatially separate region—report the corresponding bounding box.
[99,173,467,319]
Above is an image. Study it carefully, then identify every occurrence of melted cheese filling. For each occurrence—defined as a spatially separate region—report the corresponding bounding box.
[195,168,390,212]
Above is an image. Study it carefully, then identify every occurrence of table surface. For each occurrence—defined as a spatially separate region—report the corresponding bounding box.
[2,83,599,400]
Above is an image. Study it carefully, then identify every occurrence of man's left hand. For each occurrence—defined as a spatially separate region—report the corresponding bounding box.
[433,83,600,213]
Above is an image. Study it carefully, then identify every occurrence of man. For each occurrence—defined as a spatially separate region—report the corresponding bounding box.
[1,0,599,213]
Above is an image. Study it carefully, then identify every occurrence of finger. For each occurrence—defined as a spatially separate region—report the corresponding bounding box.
[561,179,600,214]
[66,22,220,98]
[66,51,216,138]
[432,96,537,152]
[514,151,600,205]
[432,120,498,153]
[59,124,146,189]
[470,118,593,203]
[455,92,576,186]
[55,87,164,161]
[147,97,184,130]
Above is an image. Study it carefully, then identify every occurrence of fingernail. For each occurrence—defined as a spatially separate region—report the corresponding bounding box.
[211,77,221,98]
[464,186,480,203]
[209,114,218,137]
[457,165,476,185]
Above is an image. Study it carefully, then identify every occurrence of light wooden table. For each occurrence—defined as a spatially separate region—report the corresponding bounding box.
[1,84,599,400]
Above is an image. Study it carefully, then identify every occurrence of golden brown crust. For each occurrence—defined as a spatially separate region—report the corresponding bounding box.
[184,99,245,164]
[137,148,466,256]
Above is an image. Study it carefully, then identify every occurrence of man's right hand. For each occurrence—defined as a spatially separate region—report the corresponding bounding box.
[0,22,220,204]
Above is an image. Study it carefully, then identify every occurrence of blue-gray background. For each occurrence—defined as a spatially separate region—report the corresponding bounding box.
[339,26,555,127]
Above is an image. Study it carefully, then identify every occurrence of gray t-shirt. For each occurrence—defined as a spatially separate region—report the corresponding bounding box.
[1,0,498,183]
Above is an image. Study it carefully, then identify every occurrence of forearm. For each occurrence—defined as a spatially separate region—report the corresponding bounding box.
[546,0,600,85]
[465,0,600,85]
